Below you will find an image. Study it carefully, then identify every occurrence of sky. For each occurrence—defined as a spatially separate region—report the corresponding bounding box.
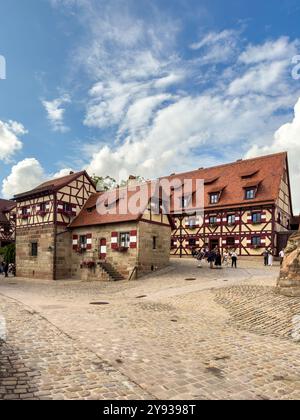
[0,0,300,211]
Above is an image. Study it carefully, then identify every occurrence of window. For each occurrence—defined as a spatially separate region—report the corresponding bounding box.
[226,237,235,247]
[252,212,262,224]
[227,214,236,225]
[251,236,261,247]
[22,207,28,216]
[153,236,157,250]
[119,232,130,248]
[188,217,196,228]
[210,193,219,204]
[209,216,218,225]
[79,235,87,249]
[63,203,72,214]
[245,188,255,200]
[31,242,38,257]
[189,238,197,247]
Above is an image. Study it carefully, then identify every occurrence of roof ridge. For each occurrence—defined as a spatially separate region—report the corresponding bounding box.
[164,152,287,178]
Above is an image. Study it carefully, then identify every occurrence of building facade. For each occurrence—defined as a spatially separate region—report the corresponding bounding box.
[169,153,293,257]
[68,189,173,281]
[0,199,16,248]
[14,171,96,279]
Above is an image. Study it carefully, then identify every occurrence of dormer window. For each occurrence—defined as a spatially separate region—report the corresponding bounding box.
[245,188,255,200]
[210,193,219,204]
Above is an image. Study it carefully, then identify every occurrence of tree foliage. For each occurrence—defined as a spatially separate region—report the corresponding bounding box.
[0,243,16,264]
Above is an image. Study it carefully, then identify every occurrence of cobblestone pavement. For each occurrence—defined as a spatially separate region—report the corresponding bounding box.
[1,258,300,400]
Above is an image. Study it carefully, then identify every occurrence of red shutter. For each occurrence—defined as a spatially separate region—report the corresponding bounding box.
[111,232,118,250]
[130,230,137,249]
[86,233,92,250]
[72,235,79,251]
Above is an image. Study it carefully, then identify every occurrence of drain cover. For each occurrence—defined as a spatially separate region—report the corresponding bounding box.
[90,302,110,306]
[136,295,147,299]
[185,278,196,281]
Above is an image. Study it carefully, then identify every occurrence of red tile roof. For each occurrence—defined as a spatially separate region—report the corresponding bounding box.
[70,184,174,228]
[163,152,288,211]
[14,171,95,200]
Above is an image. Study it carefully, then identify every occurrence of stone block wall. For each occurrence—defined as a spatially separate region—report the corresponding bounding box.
[55,227,72,279]
[137,221,171,276]
[16,225,55,279]
[70,222,139,281]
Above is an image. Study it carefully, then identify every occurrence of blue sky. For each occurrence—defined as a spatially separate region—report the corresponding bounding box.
[1,0,300,211]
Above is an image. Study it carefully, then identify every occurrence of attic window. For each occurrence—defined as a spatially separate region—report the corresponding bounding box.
[245,188,256,200]
[210,193,219,204]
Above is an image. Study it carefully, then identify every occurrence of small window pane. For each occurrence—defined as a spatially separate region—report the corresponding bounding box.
[31,242,38,257]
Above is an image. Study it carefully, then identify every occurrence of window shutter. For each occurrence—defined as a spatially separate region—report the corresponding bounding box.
[57,201,64,214]
[130,230,137,249]
[111,232,118,250]
[71,205,77,216]
[86,233,92,250]
[72,235,79,251]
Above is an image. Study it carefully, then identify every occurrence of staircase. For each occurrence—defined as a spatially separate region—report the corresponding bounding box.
[98,262,125,281]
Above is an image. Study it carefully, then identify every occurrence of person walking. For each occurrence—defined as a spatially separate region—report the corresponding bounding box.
[231,250,238,268]
[263,249,269,266]
[279,249,285,266]
[3,261,9,278]
[223,250,229,267]
[215,250,222,269]
[268,249,274,266]
[207,249,216,269]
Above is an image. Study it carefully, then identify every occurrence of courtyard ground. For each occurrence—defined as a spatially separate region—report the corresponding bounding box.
[0,258,300,400]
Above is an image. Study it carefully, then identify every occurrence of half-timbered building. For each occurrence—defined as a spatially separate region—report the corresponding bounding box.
[14,171,96,279]
[0,199,16,248]
[168,152,293,257]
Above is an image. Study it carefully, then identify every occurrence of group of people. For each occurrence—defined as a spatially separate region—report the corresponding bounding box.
[0,261,16,277]
[263,248,285,266]
[192,247,238,269]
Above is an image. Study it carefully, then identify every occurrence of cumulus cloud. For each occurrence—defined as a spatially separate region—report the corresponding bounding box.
[1,158,75,198]
[2,158,46,198]
[0,120,27,162]
[42,94,71,133]
[47,1,300,209]
[246,97,300,214]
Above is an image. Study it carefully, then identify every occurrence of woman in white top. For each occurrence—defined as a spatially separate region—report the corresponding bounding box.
[268,249,273,266]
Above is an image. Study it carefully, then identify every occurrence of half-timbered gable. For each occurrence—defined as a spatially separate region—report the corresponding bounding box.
[167,152,293,257]
[14,171,96,280]
[0,199,16,248]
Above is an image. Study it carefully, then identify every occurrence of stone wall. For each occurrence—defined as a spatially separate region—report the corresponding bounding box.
[277,231,300,296]
[138,221,171,276]
[55,227,72,279]
[70,222,139,281]
[16,225,55,279]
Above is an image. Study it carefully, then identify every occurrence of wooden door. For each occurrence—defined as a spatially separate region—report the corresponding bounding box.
[100,238,107,260]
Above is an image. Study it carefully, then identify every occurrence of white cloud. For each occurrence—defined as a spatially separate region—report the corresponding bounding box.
[2,158,46,198]
[228,61,287,96]
[0,120,26,162]
[239,36,298,64]
[42,94,71,133]
[190,29,240,64]
[1,158,75,199]
[246,97,300,213]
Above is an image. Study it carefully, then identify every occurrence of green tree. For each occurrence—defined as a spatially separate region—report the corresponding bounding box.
[0,243,16,264]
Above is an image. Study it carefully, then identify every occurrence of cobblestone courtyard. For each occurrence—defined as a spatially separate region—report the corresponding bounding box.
[1,258,300,400]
